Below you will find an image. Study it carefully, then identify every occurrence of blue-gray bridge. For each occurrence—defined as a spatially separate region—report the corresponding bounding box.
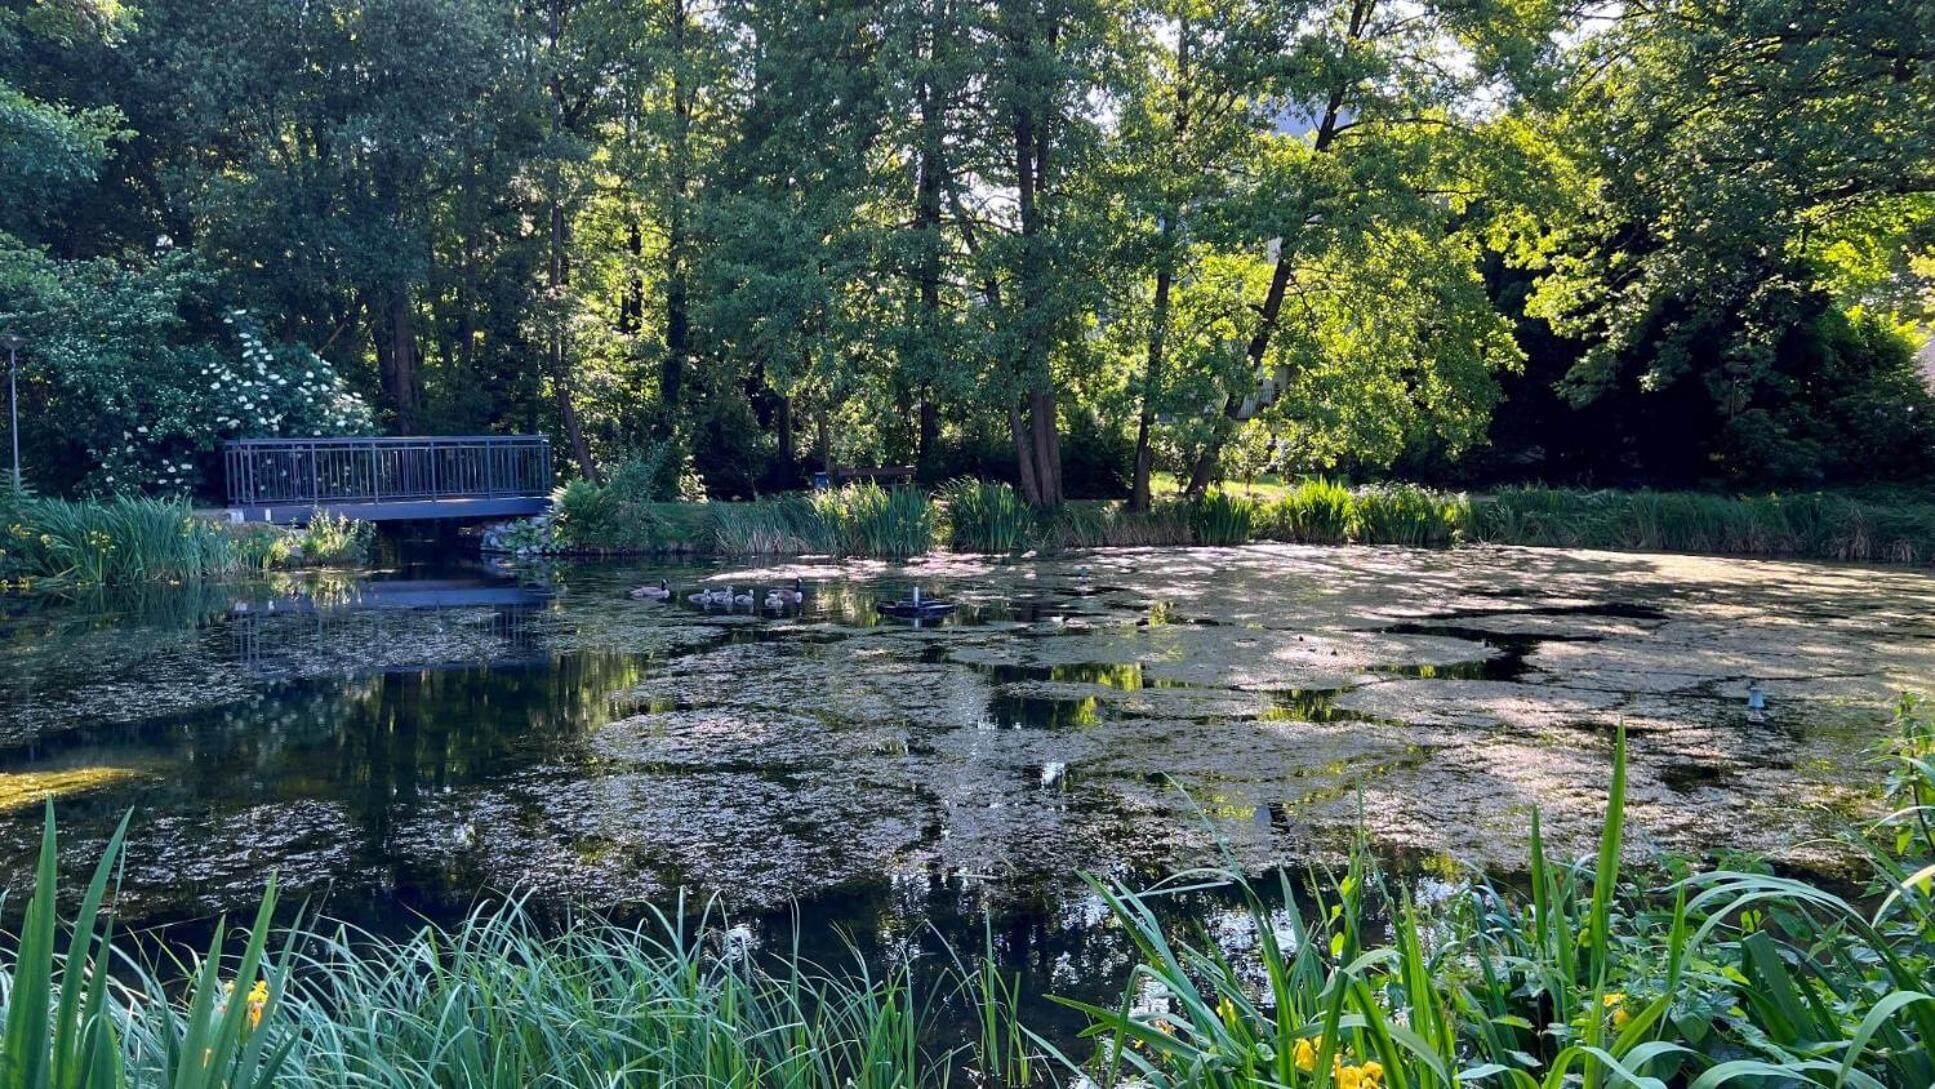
[224,435,553,524]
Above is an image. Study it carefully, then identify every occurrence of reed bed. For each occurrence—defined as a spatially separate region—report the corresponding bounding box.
[5,701,1932,1087]
[1468,487,1935,562]
[939,478,1034,553]
[0,496,250,587]
[538,475,1935,566]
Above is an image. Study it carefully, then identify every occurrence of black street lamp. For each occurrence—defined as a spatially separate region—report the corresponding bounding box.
[1,333,23,494]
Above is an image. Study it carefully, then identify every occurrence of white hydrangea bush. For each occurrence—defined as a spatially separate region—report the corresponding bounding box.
[88,309,376,497]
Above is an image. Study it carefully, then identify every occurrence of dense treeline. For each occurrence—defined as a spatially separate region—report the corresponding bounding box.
[1,0,1930,503]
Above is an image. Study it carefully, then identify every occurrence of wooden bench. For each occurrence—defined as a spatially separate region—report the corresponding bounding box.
[832,466,915,486]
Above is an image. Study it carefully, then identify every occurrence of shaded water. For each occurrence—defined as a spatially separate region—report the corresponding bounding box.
[4,542,1933,1001]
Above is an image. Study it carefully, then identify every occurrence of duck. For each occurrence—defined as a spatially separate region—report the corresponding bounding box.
[630,579,672,601]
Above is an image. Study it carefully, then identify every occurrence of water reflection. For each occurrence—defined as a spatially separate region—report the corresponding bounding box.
[0,545,1918,937]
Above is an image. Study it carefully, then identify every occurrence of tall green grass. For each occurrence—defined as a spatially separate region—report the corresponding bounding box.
[940,479,1033,553]
[0,496,249,586]
[1036,501,1194,550]
[1469,487,1935,563]
[536,476,1935,566]
[1190,491,1259,546]
[4,704,1932,1086]
[816,483,935,560]
[1055,714,1935,1089]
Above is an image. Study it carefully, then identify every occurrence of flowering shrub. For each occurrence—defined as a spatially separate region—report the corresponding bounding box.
[0,242,375,499]
[87,308,375,497]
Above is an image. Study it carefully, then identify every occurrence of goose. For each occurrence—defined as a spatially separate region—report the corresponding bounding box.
[732,588,755,607]
[763,588,786,610]
[688,586,724,605]
[774,577,805,604]
[630,579,672,601]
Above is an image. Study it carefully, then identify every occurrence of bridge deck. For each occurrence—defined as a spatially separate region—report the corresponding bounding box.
[224,435,552,524]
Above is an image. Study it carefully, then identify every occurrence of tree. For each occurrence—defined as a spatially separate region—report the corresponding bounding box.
[1174,0,1555,496]
[1522,0,1935,483]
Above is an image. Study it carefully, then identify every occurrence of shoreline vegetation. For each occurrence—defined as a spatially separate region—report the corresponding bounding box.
[2,701,1930,1087]
[0,496,371,590]
[496,477,1935,568]
[11,479,1935,589]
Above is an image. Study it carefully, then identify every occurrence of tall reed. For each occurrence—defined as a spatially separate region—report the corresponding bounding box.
[1190,492,1259,546]
[0,497,246,586]
[940,479,1033,553]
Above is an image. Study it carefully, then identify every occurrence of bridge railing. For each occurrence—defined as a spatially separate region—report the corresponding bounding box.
[224,436,553,508]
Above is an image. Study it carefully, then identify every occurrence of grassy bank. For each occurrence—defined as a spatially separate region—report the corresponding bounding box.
[1,496,371,589]
[4,700,1931,1087]
[522,477,1935,565]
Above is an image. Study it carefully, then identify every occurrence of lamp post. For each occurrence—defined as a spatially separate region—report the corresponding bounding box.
[0,333,23,494]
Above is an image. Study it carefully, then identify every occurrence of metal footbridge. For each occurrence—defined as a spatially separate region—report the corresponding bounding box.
[224,435,553,524]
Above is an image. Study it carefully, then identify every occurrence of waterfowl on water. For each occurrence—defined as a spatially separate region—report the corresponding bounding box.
[732,588,755,607]
[630,579,672,601]
[775,577,805,604]
[763,589,786,610]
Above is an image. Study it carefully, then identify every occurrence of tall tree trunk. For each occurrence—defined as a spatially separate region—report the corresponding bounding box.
[1132,16,1192,511]
[1008,12,1063,508]
[910,5,948,482]
[547,0,598,482]
[550,202,600,482]
[620,216,644,334]
[775,394,794,481]
[917,398,939,479]
[1009,401,1041,506]
[385,283,419,434]
[660,0,693,418]
[1131,247,1172,510]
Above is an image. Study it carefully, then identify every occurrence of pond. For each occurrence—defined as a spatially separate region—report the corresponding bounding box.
[3,541,1932,1007]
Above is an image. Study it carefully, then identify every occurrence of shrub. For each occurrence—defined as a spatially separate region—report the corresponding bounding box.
[940,479,1032,553]
[296,512,372,566]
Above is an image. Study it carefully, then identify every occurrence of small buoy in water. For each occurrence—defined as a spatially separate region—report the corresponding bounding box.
[1746,679,1768,724]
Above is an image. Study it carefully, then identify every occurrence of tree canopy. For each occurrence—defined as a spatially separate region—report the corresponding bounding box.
[2,0,1930,501]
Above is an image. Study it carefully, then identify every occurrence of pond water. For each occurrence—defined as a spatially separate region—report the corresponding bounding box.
[4,542,1932,1000]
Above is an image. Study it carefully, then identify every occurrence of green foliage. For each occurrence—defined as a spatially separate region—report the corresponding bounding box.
[0,496,247,586]
[295,513,372,567]
[819,484,935,560]
[1266,478,1355,544]
[0,240,375,498]
[940,479,1032,553]
[1472,487,1935,564]
[1349,485,1468,548]
[0,805,293,1089]
[1057,720,1935,1089]
[1189,491,1259,546]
